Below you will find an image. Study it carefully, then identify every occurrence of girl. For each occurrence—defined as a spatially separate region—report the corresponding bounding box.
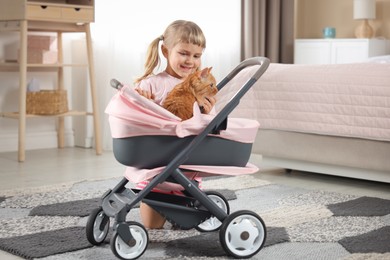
[135,20,215,113]
[134,20,216,229]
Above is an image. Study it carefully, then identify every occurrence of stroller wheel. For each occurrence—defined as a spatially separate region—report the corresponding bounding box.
[219,210,266,259]
[86,207,110,245]
[196,191,230,232]
[110,221,148,260]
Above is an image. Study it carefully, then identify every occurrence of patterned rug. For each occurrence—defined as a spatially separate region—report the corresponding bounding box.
[0,175,389,260]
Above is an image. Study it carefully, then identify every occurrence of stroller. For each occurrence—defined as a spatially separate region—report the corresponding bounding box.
[86,57,270,259]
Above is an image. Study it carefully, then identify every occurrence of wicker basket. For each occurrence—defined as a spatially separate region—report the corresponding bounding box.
[26,90,68,115]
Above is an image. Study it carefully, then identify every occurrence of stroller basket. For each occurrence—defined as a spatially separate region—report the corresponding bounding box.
[113,135,252,169]
[86,57,270,260]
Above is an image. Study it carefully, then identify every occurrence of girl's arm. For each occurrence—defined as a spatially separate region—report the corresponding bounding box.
[134,78,156,100]
[134,88,155,100]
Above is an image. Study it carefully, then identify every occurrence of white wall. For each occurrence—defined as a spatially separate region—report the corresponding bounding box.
[0,0,241,152]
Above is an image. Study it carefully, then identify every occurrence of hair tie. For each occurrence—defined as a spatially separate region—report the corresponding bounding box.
[159,35,164,41]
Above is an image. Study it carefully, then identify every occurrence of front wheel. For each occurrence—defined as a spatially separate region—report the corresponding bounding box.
[110,221,148,260]
[86,207,110,245]
[219,210,266,258]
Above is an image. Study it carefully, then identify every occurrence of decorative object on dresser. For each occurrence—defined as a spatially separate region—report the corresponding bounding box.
[353,0,376,38]
[322,27,336,39]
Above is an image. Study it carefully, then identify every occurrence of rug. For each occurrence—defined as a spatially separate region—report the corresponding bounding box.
[0,175,389,260]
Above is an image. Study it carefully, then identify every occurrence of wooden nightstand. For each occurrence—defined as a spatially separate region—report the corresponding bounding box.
[294,38,390,64]
[0,0,102,161]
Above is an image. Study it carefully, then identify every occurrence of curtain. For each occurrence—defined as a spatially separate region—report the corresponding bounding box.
[241,0,295,63]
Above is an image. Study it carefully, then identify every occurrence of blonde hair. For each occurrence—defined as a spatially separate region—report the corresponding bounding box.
[135,20,206,83]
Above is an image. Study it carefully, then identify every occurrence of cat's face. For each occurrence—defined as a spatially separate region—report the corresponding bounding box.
[190,67,218,100]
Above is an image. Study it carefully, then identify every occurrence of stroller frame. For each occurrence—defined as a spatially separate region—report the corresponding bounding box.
[86,57,270,259]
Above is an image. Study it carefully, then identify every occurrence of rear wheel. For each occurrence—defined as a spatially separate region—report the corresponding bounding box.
[196,191,230,232]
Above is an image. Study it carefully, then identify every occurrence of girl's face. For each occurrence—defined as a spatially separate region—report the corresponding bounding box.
[163,42,203,79]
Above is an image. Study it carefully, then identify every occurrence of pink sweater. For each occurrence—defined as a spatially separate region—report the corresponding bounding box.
[136,71,182,106]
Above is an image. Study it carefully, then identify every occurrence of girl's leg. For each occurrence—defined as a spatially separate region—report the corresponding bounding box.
[139,202,166,229]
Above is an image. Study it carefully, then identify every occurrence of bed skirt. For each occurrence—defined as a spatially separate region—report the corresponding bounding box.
[253,129,390,183]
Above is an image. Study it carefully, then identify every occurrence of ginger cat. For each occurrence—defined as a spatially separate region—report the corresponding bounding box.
[163,67,218,120]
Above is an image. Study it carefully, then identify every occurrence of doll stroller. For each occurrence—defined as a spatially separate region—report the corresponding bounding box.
[86,57,270,259]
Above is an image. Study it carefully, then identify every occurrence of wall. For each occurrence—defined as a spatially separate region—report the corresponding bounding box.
[295,0,390,39]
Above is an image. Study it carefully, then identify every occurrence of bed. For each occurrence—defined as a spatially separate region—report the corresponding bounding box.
[216,56,390,183]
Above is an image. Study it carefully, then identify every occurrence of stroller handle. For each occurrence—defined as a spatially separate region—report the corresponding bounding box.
[217,56,270,91]
[110,78,123,90]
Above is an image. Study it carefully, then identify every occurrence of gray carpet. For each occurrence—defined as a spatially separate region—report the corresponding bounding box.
[0,175,389,259]
[0,227,91,259]
[29,198,101,217]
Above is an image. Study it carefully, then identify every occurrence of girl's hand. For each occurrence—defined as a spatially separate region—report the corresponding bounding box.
[199,96,216,114]
[135,88,155,100]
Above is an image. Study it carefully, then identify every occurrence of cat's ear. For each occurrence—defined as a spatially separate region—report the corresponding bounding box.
[200,67,211,79]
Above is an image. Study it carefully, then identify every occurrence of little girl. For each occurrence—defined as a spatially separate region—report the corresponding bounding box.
[134,20,216,229]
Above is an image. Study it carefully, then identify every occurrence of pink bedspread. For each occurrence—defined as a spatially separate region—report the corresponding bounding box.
[218,62,390,141]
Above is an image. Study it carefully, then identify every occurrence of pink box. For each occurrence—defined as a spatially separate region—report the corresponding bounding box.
[28,35,57,51]
[3,35,58,63]
[27,49,58,64]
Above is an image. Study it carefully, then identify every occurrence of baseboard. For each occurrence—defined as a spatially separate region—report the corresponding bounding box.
[0,130,75,152]
[261,155,390,184]
[75,136,93,149]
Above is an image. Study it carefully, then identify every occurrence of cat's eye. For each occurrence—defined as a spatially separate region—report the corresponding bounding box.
[210,83,214,88]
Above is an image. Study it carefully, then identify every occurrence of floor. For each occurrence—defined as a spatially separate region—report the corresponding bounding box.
[1,148,389,259]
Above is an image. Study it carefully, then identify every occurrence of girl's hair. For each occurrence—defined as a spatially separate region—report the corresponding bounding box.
[135,20,206,83]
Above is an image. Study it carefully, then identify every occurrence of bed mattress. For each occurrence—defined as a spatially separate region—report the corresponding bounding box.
[218,62,390,141]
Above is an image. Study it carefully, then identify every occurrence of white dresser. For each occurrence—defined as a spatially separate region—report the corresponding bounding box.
[294,38,390,64]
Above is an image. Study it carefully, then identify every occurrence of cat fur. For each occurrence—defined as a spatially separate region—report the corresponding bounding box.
[162,67,218,120]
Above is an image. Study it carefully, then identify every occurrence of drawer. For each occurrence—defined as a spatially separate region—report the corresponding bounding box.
[27,5,62,21]
[61,7,94,22]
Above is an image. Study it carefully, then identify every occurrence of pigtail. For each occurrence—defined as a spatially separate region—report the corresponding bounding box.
[135,36,163,83]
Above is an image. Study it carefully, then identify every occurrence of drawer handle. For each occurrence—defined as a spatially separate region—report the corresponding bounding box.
[40,5,48,9]
[74,8,80,11]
